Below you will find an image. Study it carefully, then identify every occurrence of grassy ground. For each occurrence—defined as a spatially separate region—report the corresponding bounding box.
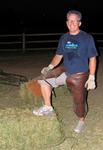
[0,51,103,150]
[0,84,65,150]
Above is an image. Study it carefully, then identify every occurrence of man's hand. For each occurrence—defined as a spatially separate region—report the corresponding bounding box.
[85,74,96,90]
[41,64,54,75]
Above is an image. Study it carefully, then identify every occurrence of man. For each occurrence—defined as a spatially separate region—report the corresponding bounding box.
[33,10,98,133]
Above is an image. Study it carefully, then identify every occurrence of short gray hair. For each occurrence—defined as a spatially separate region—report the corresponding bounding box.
[66,10,82,21]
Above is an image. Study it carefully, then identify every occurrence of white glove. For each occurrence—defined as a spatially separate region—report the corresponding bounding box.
[41,64,54,75]
[85,74,96,90]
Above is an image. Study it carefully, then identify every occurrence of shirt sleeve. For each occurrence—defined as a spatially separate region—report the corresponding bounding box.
[88,35,98,58]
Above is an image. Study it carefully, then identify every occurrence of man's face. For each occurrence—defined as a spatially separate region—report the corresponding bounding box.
[66,14,81,34]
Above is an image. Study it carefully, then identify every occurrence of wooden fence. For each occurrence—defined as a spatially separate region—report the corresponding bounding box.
[0,32,103,52]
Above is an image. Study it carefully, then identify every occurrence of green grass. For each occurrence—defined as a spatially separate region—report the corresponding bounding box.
[0,84,65,150]
[0,83,103,150]
[0,109,65,150]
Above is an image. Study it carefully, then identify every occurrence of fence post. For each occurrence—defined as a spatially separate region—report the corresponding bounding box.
[22,32,25,53]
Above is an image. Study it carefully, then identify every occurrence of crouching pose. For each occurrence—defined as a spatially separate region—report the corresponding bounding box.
[33,10,98,133]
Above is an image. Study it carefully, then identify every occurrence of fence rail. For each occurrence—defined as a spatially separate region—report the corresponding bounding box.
[0,32,103,52]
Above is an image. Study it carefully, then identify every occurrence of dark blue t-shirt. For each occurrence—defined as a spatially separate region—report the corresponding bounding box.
[56,30,98,76]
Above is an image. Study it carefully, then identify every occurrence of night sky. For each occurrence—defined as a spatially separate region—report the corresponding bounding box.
[0,0,103,34]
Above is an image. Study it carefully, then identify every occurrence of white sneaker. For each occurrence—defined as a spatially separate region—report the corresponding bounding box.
[74,121,85,133]
[33,105,54,116]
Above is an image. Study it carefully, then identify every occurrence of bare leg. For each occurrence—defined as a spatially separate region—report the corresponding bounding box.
[32,83,54,116]
[80,117,85,121]
[40,84,52,106]
[32,73,67,116]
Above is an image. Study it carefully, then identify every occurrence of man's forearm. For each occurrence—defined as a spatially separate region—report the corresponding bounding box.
[89,57,97,75]
[85,57,97,90]
[50,54,63,67]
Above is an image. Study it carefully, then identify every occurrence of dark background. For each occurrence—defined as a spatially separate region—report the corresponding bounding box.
[0,0,103,34]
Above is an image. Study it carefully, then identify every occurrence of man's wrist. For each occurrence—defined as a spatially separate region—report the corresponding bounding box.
[48,64,54,70]
[89,74,95,80]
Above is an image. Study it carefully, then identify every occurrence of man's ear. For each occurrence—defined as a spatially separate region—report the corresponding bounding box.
[79,21,81,26]
[66,21,68,26]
